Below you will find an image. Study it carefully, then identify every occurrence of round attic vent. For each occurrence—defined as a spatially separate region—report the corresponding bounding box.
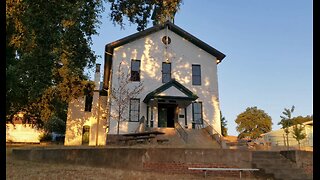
[162,36,171,45]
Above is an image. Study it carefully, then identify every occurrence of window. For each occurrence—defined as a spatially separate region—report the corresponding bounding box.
[84,95,93,112]
[129,98,140,122]
[130,60,141,81]
[192,64,201,85]
[192,102,203,124]
[82,125,90,145]
[162,62,171,83]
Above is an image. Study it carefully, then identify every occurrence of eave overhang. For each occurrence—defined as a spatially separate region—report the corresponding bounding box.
[103,21,226,91]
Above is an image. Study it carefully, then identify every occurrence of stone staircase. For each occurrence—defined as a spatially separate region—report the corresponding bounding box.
[252,151,313,180]
[185,128,221,148]
[151,128,186,147]
[151,128,221,148]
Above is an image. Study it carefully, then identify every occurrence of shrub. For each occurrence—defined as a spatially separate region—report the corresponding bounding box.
[39,133,52,142]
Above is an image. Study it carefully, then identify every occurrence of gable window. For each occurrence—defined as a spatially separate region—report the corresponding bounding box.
[130,60,141,81]
[84,94,93,112]
[192,64,201,85]
[162,62,171,83]
[129,98,140,122]
[192,102,203,125]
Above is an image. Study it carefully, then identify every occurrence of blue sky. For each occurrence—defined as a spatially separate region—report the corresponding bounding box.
[90,0,313,136]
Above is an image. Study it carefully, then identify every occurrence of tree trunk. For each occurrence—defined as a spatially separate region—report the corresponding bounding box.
[117,110,120,135]
[117,121,120,135]
[286,133,290,150]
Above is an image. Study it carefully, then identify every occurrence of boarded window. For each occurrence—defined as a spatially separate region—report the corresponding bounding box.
[85,95,93,112]
[162,62,171,83]
[130,60,141,81]
[192,64,201,85]
[129,98,140,122]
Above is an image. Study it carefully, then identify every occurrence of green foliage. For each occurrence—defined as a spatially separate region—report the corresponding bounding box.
[220,111,228,136]
[291,124,307,149]
[278,105,295,133]
[6,0,184,128]
[39,133,52,142]
[107,0,183,31]
[44,116,66,134]
[277,106,312,149]
[291,115,313,125]
[235,107,272,139]
[278,105,295,148]
[6,0,102,125]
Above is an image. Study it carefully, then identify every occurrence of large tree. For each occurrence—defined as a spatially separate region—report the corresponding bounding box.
[235,107,272,139]
[6,0,183,129]
[107,0,183,31]
[6,0,103,126]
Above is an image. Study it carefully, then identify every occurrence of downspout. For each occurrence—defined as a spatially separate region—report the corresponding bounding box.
[96,95,101,146]
[104,44,114,137]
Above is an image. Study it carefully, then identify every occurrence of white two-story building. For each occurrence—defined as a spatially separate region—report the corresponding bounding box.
[65,21,226,146]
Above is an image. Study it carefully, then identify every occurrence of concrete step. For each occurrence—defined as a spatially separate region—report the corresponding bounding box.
[149,128,222,148]
[253,162,293,170]
[184,129,221,148]
[273,171,310,180]
[252,151,312,180]
[150,128,186,146]
[256,164,311,180]
[252,158,293,165]
[252,152,281,158]
[264,166,303,174]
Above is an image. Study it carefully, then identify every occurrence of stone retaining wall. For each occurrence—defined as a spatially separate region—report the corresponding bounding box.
[12,147,313,178]
[280,150,313,175]
[12,147,253,177]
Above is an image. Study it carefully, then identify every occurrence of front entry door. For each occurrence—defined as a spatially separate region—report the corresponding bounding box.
[158,104,176,128]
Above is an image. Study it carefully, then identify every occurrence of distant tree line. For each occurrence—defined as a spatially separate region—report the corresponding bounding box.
[232,105,311,149]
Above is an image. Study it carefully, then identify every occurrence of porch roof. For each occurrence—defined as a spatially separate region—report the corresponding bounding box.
[143,79,198,104]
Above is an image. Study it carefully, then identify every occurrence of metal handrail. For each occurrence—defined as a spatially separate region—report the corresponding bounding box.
[175,121,188,143]
[192,121,204,129]
[202,119,228,148]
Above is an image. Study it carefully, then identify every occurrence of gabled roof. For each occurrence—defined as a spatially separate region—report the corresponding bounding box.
[143,79,198,103]
[105,21,226,60]
[103,21,226,91]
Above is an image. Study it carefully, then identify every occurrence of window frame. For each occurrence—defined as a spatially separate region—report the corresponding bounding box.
[84,94,93,112]
[130,59,141,81]
[162,62,171,83]
[192,102,203,124]
[129,98,140,122]
[192,64,201,85]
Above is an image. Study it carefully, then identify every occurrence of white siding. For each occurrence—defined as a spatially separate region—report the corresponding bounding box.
[6,124,43,143]
[158,86,188,97]
[108,29,221,134]
[65,92,108,146]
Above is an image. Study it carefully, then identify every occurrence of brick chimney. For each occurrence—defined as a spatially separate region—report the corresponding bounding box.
[94,64,101,90]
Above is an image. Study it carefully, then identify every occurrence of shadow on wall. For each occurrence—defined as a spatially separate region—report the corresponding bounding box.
[110,29,221,132]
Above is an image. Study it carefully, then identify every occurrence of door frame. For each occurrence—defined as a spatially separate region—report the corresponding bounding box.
[158,103,177,128]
